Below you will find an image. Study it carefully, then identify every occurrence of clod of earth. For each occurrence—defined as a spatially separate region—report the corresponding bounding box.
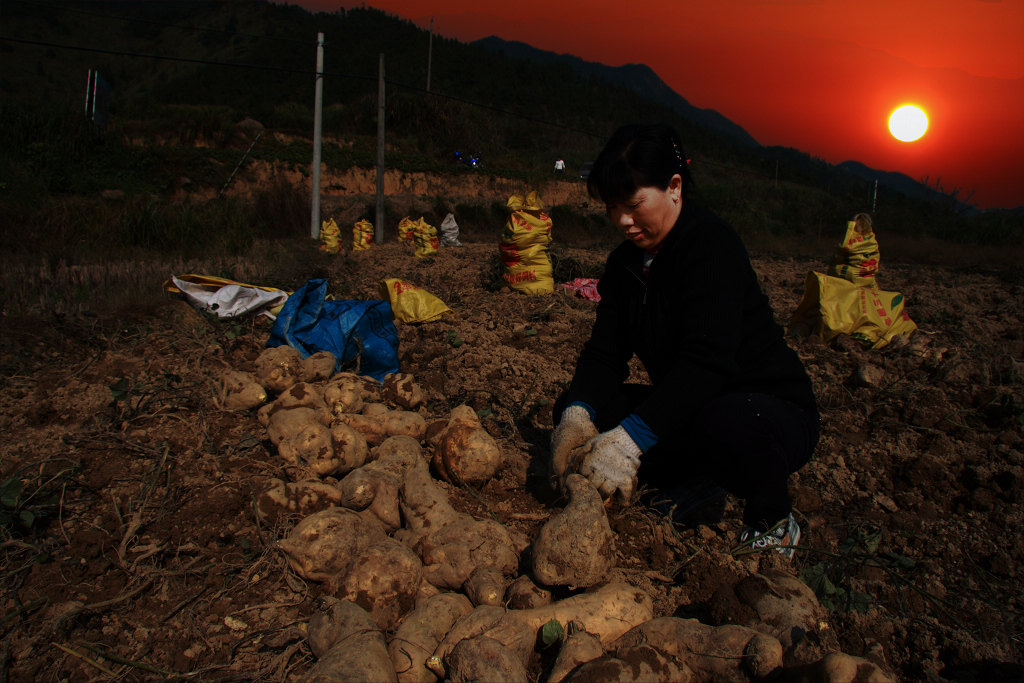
[384,372,427,409]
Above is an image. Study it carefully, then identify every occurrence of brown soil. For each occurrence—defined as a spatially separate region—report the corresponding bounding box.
[2,232,1022,681]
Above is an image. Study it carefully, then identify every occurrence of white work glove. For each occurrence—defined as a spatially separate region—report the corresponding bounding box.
[550,405,598,486]
[579,426,642,503]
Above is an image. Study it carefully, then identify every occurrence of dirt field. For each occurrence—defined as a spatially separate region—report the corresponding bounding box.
[2,230,1022,681]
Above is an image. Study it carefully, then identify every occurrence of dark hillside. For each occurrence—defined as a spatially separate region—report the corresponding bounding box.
[0,0,1020,248]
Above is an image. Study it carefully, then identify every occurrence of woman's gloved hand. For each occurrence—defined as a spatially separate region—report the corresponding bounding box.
[579,426,642,503]
[550,404,598,486]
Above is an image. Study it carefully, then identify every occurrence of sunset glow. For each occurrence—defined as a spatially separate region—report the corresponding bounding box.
[296,0,1024,209]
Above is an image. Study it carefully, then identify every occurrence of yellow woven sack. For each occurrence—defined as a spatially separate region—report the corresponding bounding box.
[398,216,416,243]
[501,192,553,295]
[789,272,917,349]
[828,213,878,288]
[378,278,450,323]
[353,219,373,251]
[319,217,341,253]
[413,217,439,258]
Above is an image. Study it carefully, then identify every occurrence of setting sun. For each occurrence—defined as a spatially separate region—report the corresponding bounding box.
[888,105,929,142]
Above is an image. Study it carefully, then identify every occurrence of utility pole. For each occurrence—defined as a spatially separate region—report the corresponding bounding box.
[375,53,386,244]
[426,17,433,92]
[310,32,324,240]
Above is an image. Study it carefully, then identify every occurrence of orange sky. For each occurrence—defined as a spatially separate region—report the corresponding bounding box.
[300,0,1024,209]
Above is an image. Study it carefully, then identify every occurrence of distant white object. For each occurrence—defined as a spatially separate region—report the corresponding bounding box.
[440,212,462,246]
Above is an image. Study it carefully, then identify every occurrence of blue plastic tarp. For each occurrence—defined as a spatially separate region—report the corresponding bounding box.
[267,279,399,382]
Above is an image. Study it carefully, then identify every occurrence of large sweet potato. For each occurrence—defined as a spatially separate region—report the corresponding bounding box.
[547,629,604,683]
[612,617,783,682]
[339,408,426,446]
[788,652,895,683]
[446,636,528,683]
[563,644,692,683]
[709,568,826,652]
[333,536,423,631]
[305,598,396,683]
[217,370,267,411]
[302,350,337,382]
[429,582,654,679]
[327,422,370,474]
[337,435,429,530]
[432,405,502,487]
[254,346,305,394]
[398,465,521,590]
[389,592,473,683]
[323,373,368,416]
[531,474,614,588]
[277,507,386,583]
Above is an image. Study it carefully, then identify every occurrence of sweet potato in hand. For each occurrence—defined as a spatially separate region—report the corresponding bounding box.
[531,474,614,588]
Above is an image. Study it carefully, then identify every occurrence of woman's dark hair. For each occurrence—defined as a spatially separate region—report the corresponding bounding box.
[586,123,692,205]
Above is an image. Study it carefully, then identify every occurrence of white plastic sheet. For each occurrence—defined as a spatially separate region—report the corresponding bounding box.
[170,275,288,319]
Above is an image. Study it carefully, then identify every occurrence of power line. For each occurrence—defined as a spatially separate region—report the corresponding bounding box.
[0,35,594,137]
[4,0,310,45]
[0,35,358,79]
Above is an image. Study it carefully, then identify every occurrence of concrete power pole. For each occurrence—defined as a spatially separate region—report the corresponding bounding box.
[310,32,324,240]
[375,53,386,244]
[426,17,433,92]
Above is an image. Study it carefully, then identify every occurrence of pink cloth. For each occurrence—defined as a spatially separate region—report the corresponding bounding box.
[561,277,601,302]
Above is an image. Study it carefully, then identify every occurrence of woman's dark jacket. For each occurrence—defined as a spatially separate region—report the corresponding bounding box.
[564,202,817,442]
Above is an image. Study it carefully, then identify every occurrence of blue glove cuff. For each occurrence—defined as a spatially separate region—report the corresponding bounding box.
[620,413,658,453]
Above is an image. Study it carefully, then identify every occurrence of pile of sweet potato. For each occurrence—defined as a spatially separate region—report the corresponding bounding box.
[218,348,894,682]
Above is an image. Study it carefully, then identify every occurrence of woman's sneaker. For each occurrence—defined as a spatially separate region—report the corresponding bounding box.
[736,513,801,558]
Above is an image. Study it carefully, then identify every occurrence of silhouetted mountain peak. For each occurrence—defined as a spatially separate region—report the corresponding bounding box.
[473,36,759,147]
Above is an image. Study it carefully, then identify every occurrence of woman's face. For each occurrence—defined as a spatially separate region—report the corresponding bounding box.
[604,174,683,251]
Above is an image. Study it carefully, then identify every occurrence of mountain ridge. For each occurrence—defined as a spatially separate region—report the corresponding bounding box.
[473,36,760,148]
